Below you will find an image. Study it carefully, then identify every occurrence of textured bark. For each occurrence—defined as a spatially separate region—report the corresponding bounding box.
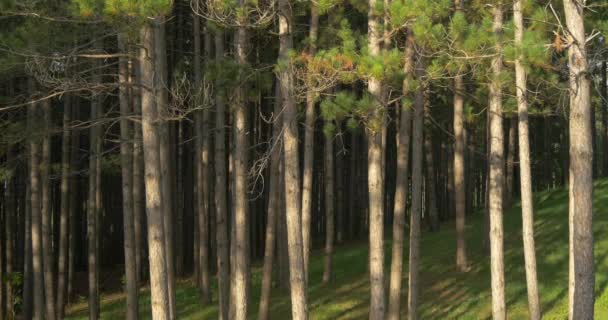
[132,58,144,285]
[387,33,413,320]
[563,0,595,318]
[88,69,100,320]
[488,6,506,320]
[68,105,80,303]
[505,117,516,206]
[56,95,71,319]
[193,10,211,303]
[424,99,439,232]
[453,0,468,269]
[118,33,139,320]
[258,83,282,320]
[140,22,170,320]
[301,3,319,283]
[602,61,608,176]
[322,131,335,284]
[214,29,230,320]
[279,0,308,317]
[367,0,386,317]
[408,61,425,320]
[40,100,56,320]
[154,19,177,319]
[28,85,44,320]
[513,1,541,318]
[4,148,15,318]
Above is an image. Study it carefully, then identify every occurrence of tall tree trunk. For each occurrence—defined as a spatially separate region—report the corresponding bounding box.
[322,130,335,284]
[140,22,170,320]
[453,0,468,270]
[408,60,425,320]
[424,99,439,232]
[88,69,101,320]
[513,2,541,318]
[258,83,282,320]
[68,104,80,304]
[301,2,319,283]
[349,131,358,239]
[367,0,386,317]
[132,58,144,286]
[505,117,516,206]
[118,33,139,320]
[193,8,211,303]
[23,177,33,320]
[4,148,15,318]
[563,0,595,318]
[279,0,307,318]
[213,29,230,320]
[488,5,506,319]
[387,33,413,320]
[602,61,608,177]
[154,19,177,319]
[56,95,71,319]
[231,10,251,319]
[28,85,44,320]
[41,99,56,320]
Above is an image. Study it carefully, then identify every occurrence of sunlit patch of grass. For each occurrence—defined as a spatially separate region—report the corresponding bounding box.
[66,179,608,319]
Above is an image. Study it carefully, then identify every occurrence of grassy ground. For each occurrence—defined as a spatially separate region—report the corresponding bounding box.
[66,179,608,319]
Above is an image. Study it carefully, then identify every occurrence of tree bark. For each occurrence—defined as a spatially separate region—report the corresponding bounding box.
[301,2,319,283]
[408,59,425,320]
[23,175,33,320]
[322,130,335,284]
[68,104,80,304]
[387,33,413,320]
[118,33,139,320]
[505,117,516,206]
[562,0,595,318]
[424,99,439,232]
[132,56,144,286]
[367,0,386,317]
[488,5,506,319]
[88,67,101,320]
[40,99,56,320]
[258,82,282,320]
[279,0,308,317]
[602,61,608,177]
[140,22,170,320]
[154,19,177,319]
[230,9,251,319]
[513,1,541,318]
[56,95,71,319]
[4,148,15,319]
[213,29,230,320]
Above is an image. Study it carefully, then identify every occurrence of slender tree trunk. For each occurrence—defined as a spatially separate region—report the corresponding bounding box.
[279,0,307,318]
[513,2,541,318]
[322,131,335,284]
[367,0,386,317]
[28,85,45,320]
[301,3,319,283]
[40,99,56,320]
[193,8,211,303]
[562,0,595,318]
[88,70,100,320]
[424,99,439,232]
[23,178,33,320]
[140,22,170,320]
[4,148,15,319]
[505,117,516,206]
[258,83,282,320]
[453,0,468,270]
[132,58,144,286]
[118,33,139,320]
[488,6,506,319]
[214,29,230,320]
[56,95,71,319]
[230,11,251,319]
[349,131,358,239]
[154,19,177,319]
[68,104,80,303]
[602,61,608,177]
[408,60,425,320]
[387,33,413,320]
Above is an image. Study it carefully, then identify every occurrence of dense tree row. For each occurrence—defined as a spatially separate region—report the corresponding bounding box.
[0,0,606,319]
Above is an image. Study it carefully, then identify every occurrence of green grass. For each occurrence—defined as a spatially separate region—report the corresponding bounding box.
[66,179,608,319]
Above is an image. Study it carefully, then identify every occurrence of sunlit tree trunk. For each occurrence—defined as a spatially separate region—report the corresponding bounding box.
[279,0,308,317]
[387,32,413,320]
[513,1,541,318]
[140,22,170,320]
[563,0,595,318]
[118,33,139,320]
[488,5,506,319]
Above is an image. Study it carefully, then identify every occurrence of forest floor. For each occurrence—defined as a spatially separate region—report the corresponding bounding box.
[65,179,608,319]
